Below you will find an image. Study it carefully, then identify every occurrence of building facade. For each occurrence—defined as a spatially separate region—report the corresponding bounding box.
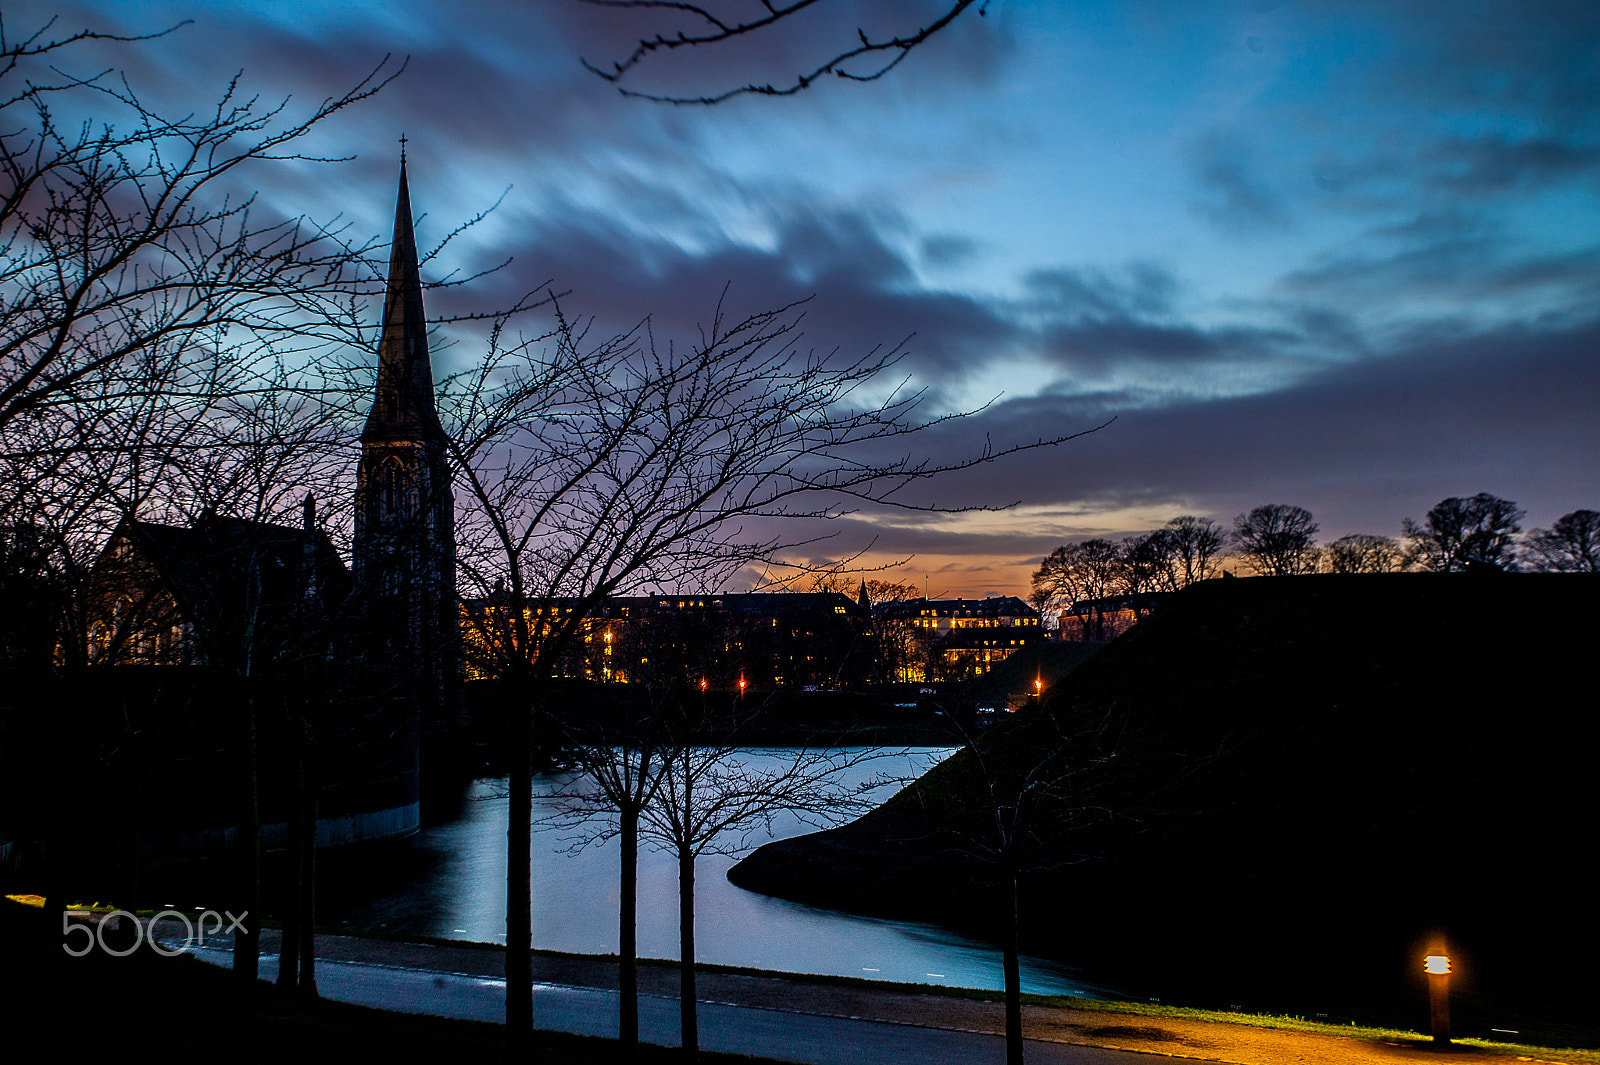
[462,590,870,691]
[896,596,1044,683]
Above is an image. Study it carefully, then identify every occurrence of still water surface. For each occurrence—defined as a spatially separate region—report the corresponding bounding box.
[330,748,1114,997]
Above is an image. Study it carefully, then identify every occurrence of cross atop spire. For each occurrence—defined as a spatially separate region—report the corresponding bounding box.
[362,151,441,443]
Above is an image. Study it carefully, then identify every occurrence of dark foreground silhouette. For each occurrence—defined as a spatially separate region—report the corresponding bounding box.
[732,574,1600,1049]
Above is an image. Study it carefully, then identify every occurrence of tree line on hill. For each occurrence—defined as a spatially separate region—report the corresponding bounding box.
[1032,495,1599,635]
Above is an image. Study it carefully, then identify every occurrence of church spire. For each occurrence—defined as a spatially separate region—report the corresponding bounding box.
[352,149,461,745]
[363,153,441,443]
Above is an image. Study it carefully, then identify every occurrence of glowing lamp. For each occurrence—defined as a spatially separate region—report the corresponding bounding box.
[700,679,707,691]
[1424,954,1450,975]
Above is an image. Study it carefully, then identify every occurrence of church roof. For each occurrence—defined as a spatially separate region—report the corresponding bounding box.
[96,512,350,661]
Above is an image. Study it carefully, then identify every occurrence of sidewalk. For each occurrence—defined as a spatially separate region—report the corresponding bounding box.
[211,930,1586,1065]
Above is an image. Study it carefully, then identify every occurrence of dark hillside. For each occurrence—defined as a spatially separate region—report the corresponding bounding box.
[950,639,1106,707]
[731,574,1600,1044]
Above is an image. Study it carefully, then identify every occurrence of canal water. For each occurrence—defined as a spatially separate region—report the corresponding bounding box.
[325,748,1115,997]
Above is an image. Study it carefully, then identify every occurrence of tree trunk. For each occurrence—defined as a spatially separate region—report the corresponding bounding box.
[505,702,534,1060]
[620,804,640,1053]
[299,773,319,997]
[278,726,303,993]
[41,797,66,986]
[678,842,698,1064]
[236,691,261,1005]
[128,755,144,913]
[1003,872,1023,1065]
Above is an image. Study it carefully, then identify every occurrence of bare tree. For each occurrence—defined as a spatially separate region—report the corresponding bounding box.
[1031,517,1220,641]
[0,18,400,436]
[1029,547,1079,637]
[1402,493,1524,573]
[0,8,405,699]
[547,678,891,1064]
[639,723,883,1063]
[1324,533,1402,574]
[1162,514,1225,586]
[445,293,1089,1058]
[1120,531,1174,593]
[549,695,674,1055]
[1026,583,1054,638]
[0,335,354,647]
[1,332,366,986]
[1030,538,1122,639]
[1521,509,1599,573]
[580,0,990,104]
[1231,504,1319,577]
[900,707,1118,1065]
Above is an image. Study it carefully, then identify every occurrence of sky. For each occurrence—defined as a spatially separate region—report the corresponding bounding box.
[28,0,1600,596]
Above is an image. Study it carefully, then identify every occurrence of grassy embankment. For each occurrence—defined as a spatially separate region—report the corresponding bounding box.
[731,573,1600,1048]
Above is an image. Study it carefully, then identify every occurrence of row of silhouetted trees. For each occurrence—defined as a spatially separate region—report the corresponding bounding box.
[1033,495,1599,636]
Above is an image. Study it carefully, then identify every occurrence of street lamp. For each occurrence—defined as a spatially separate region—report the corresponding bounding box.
[1424,947,1451,1045]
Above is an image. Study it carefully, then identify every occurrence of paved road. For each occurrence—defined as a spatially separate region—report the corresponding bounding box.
[180,942,1175,1065]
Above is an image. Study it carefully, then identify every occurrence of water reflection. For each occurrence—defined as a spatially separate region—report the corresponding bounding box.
[329,748,1113,997]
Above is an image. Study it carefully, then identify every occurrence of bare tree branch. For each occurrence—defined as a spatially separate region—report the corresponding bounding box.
[579,0,989,104]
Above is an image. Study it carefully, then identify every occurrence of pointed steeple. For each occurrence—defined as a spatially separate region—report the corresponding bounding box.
[352,150,460,741]
[363,153,441,443]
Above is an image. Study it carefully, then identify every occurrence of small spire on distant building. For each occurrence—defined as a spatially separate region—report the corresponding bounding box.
[302,492,316,531]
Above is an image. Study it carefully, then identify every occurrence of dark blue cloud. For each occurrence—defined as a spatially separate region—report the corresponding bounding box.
[1187,129,1287,233]
[878,316,1600,545]
[1426,135,1600,194]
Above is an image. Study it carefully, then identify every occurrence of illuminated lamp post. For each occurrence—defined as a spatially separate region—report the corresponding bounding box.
[1424,947,1451,1046]
[603,629,613,683]
[1034,670,1043,703]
